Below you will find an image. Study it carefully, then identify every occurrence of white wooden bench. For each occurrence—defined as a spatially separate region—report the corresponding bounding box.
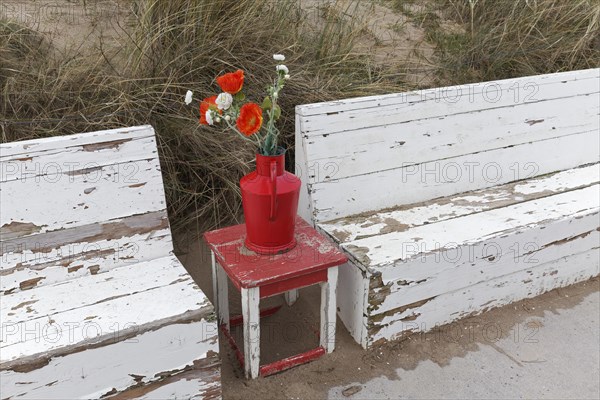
[295,68,600,348]
[0,126,221,398]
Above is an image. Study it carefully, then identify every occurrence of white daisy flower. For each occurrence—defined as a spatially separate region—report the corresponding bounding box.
[273,54,285,61]
[184,90,193,105]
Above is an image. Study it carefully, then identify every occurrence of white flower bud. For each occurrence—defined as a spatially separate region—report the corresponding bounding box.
[205,110,214,125]
[225,115,231,121]
[273,54,285,61]
[284,74,290,80]
[184,90,193,105]
[276,64,289,74]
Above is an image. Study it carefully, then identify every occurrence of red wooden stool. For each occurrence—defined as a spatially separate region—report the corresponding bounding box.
[203,217,347,379]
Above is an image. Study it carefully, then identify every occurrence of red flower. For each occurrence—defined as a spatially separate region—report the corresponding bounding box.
[199,96,220,125]
[216,70,244,94]
[236,103,263,136]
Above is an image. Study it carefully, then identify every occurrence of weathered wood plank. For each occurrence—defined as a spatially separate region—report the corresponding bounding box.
[342,184,598,269]
[370,221,599,316]
[368,249,599,346]
[1,215,173,294]
[1,274,211,364]
[297,68,599,120]
[0,125,154,159]
[334,260,370,348]
[2,255,192,325]
[320,164,599,244]
[1,320,219,399]
[0,135,159,184]
[302,94,599,183]
[242,287,260,379]
[309,129,599,222]
[0,158,167,238]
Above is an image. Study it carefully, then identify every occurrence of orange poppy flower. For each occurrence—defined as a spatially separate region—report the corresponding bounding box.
[199,95,220,125]
[216,70,244,94]
[236,103,263,136]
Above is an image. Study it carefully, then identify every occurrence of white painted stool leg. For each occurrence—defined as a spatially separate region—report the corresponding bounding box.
[320,267,338,353]
[284,289,298,306]
[216,263,229,330]
[241,287,260,379]
[210,252,219,317]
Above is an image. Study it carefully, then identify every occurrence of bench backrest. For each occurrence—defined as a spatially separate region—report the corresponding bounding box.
[295,68,600,223]
[0,125,173,294]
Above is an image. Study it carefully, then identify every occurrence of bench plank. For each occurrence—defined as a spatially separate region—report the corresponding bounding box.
[1,264,210,366]
[369,249,599,345]
[1,158,167,238]
[297,68,598,120]
[1,214,173,294]
[308,129,598,221]
[2,255,191,325]
[0,125,154,159]
[301,91,599,184]
[1,320,219,399]
[341,184,598,268]
[320,164,599,244]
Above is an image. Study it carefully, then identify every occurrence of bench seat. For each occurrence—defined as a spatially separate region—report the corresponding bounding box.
[318,164,599,345]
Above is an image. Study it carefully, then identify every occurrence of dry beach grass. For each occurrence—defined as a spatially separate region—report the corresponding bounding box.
[1,0,598,231]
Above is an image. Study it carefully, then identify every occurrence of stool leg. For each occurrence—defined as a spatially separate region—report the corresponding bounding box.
[241,287,260,378]
[210,252,219,317]
[216,263,230,330]
[320,266,338,353]
[284,289,298,306]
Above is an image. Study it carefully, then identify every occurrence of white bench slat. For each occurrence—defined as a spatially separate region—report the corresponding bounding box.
[0,229,173,295]
[369,215,599,316]
[369,249,599,345]
[0,135,159,184]
[1,321,219,399]
[297,68,599,119]
[1,265,210,364]
[308,129,599,222]
[2,255,191,324]
[0,125,154,159]
[301,93,599,184]
[342,184,598,268]
[0,158,167,238]
[320,164,600,244]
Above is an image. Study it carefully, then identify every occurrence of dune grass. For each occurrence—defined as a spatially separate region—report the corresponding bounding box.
[424,0,600,84]
[1,0,389,231]
[1,0,598,232]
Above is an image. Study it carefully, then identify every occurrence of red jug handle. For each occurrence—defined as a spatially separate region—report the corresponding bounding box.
[269,160,277,220]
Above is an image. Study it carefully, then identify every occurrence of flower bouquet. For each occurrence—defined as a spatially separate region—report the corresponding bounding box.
[187,55,301,254]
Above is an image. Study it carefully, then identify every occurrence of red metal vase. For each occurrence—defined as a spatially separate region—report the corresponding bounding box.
[241,149,301,254]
